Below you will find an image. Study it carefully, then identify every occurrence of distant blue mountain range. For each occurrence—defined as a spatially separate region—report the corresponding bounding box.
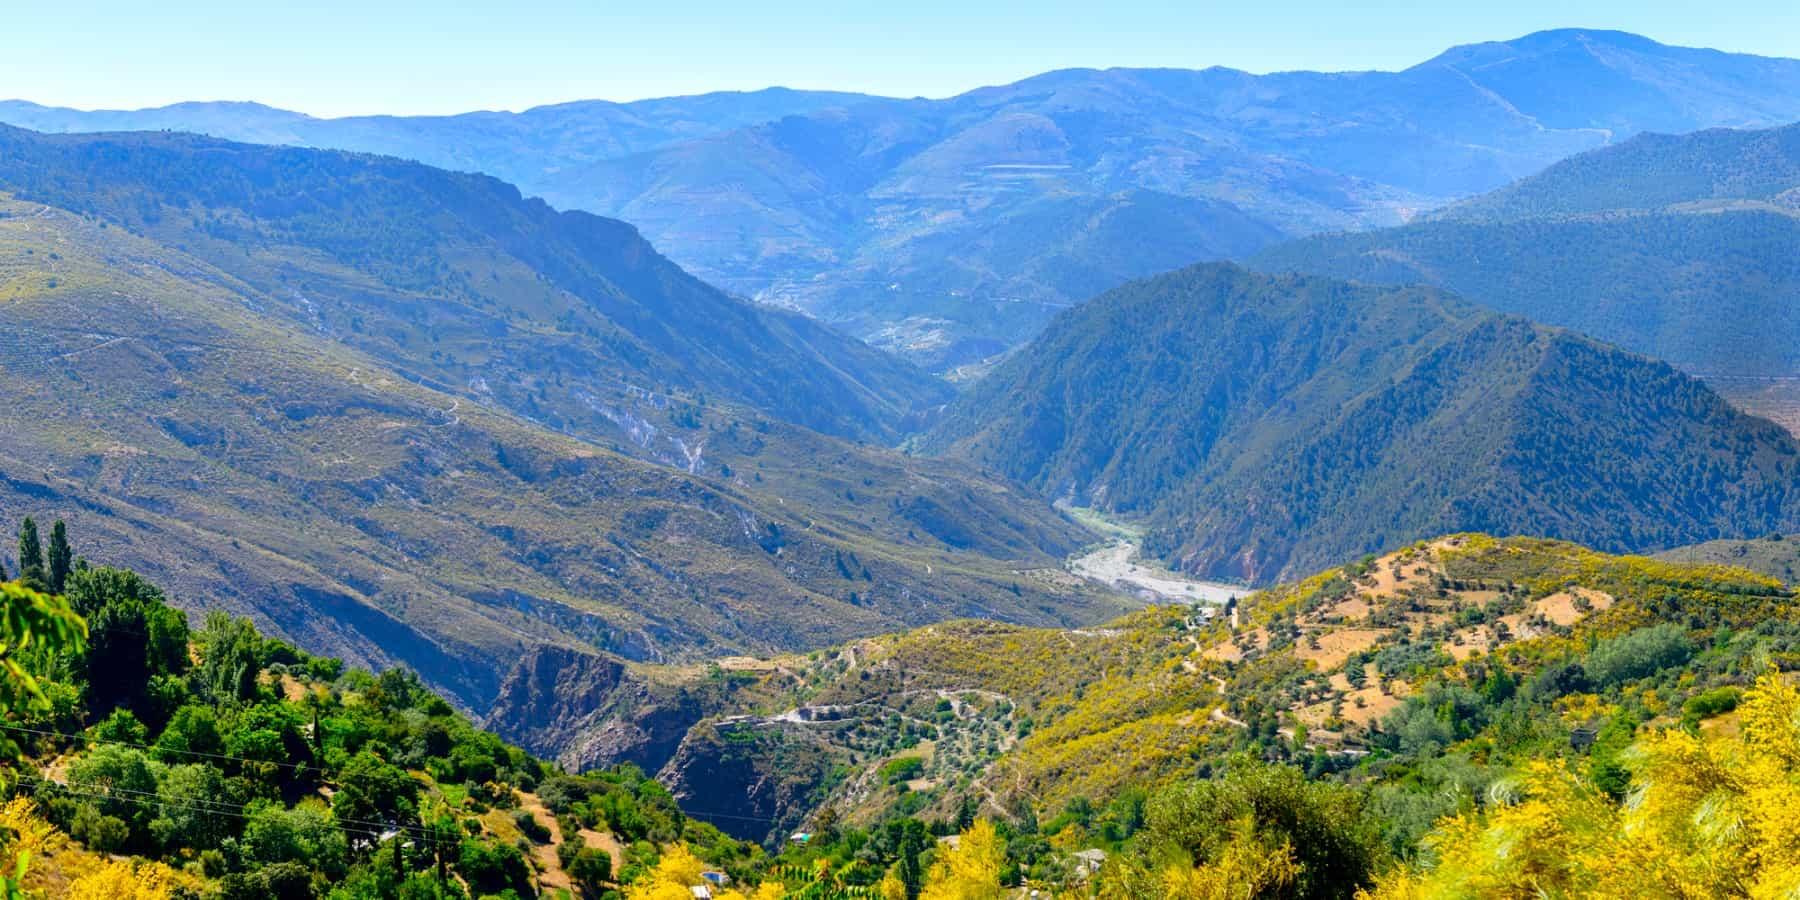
[8,29,1799,370]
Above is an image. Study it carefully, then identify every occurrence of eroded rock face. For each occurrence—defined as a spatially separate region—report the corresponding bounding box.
[484,643,841,844]
[657,721,836,845]
[483,644,708,774]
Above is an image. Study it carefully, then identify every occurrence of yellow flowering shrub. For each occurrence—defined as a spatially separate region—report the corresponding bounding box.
[624,843,708,900]
[920,819,1006,900]
[1363,672,1800,899]
[66,859,174,900]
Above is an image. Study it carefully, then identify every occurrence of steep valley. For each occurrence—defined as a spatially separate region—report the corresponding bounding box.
[9,17,1800,900]
[0,189,1127,712]
[924,264,1800,585]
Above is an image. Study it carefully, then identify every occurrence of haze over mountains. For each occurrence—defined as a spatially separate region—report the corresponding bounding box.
[9,29,1800,370]
[1252,121,1800,433]
[0,27,1795,710]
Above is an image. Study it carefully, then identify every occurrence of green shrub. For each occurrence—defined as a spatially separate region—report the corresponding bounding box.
[880,757,925,784]
[1586,624,1694,687]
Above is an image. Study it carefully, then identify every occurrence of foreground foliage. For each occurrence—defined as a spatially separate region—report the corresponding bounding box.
[1368,671,1800,898]
[8,525,1800,898]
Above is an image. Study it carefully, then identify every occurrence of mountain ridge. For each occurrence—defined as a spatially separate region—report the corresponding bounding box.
[8,30,1798,371]
[922,263,1800,584]
[1249,120,1800,432]
[0,131,1129,713]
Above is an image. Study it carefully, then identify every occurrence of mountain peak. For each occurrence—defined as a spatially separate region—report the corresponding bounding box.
[1414,28,1670,71]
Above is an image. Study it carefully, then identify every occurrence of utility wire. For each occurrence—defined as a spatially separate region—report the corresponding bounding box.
[14,775,445,845]
[0,721,328,778]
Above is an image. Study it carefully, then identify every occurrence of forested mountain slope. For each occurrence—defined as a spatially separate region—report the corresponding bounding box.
[922,264,1800,583]
[0,187,1120,713]
[0,543,854,899]
[1250,121,1800,433]
[1433,121,1800,222]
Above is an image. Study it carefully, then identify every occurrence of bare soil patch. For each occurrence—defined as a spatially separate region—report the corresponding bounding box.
[1296,629,1386,670]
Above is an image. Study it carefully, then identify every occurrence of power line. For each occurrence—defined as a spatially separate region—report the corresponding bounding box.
[23,771,443,842]
[0,719,327,778]
[2,725,453,841]
[15,775,445,845]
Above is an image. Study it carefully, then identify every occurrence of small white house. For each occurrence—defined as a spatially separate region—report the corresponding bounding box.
[1072,848,1107,881]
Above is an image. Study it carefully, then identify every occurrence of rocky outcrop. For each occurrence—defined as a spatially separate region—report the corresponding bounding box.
[657,720,838,845]
[484,644,841,844]
[482,644,710,774]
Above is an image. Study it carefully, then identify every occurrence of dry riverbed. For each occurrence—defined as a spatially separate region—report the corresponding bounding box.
[1059,505,1246,604]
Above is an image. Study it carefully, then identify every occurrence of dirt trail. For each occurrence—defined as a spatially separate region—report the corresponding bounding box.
[584,826,623,871]
[517,794,572,893]
[517,791,626,891]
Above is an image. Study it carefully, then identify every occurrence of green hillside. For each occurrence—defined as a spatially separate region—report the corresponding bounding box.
[921,264,1800,584]
[9,523,1800,898]
[0,537,765,900]
[0,192,1125,713]
[473,534,1800,896]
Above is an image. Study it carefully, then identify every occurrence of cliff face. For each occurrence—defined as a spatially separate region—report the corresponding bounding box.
[657,720,838,844]
[483,645,711,774]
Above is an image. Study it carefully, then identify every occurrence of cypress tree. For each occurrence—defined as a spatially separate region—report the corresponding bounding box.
[46,520,71,594]
[16,518,45,590]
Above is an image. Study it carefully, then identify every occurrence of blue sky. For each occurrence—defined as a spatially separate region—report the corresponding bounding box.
[7,0,1799,116]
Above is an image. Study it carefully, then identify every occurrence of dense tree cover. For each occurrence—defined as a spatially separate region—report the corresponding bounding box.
[1102,763,1381,900]
[0,563,87,896]
[927,263,1800,584]
[1250,210,1800,379]
[13,522,44,593]
[1368,671,1800,897]
[0,522,769,900]
[1435,121,1800,222]
[9,522,1800,899]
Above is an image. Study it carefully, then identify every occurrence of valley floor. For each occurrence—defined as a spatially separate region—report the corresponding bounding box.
[1066,530,1246,604]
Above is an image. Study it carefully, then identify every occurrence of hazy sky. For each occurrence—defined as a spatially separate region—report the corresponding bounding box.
[8,0,1799,117]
